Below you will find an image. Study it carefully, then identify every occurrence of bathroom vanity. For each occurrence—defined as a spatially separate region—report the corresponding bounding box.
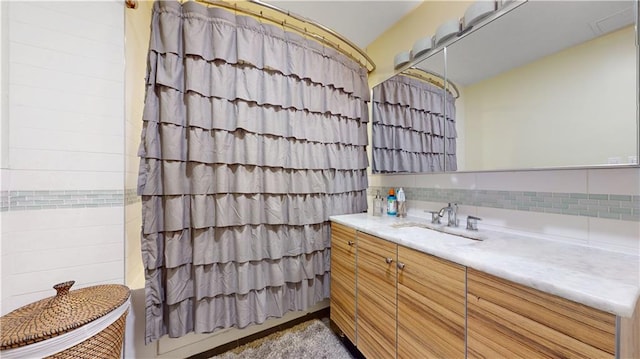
[329,214,640,358]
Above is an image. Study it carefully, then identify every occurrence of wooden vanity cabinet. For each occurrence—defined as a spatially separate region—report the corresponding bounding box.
[467,269,616,358]
[330,222,357,343]
[356,231,397,359]
[351,228,466,359]
[397,246,466,359]
[331,222,640,359]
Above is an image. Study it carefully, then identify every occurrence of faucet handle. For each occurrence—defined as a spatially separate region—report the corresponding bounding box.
[466,215,482,231]
[428,211,441,224]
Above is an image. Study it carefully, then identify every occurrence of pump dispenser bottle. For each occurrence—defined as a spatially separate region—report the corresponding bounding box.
[396,187,407,217]
[373,190,384,216]
[387,188,397,216]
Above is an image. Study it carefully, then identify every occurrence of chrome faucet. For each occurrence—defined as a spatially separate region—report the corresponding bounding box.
[438,203,459,227]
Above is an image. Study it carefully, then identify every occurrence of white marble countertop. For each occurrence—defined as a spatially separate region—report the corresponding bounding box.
[329,212,640,318]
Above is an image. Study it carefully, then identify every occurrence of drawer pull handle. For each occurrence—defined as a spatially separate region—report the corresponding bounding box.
[385,257,393,264]
[397,262,405,270]
[347,241,354,246]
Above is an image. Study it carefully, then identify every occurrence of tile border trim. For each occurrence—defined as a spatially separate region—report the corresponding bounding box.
[1,189,141,212]
[4,187,637,221]
[369,186,640,222]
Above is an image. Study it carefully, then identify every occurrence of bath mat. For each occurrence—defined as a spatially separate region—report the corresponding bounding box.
[210,319,355,359]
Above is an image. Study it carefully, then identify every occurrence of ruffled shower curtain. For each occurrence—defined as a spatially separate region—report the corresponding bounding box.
[138,1,369,344]
[371,74,457,173]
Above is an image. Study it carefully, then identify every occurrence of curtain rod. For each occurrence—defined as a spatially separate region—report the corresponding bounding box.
[403,67,460,99]
[192,0,376,73]
[125,0,376,72]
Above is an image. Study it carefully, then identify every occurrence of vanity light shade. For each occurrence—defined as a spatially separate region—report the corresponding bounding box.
[411,36,433,60]
[463,1,496,29]
[435,19,461,46]
[499,0,516,7]
[393,50,411,70]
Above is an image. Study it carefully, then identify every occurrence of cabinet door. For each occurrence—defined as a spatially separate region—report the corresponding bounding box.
[357,231,397,359]
[467,269,616,359]
[397,246,466,359]
[330,222,357,343]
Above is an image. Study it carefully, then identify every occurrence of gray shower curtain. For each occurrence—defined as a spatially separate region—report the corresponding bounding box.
[372,74,457,172]
[138,1,369,343]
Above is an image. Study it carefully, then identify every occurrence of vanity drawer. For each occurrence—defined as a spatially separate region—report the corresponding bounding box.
[467,269,615,358]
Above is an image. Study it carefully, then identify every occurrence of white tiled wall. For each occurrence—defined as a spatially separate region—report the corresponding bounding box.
[2,209,124,310]
[0,1,125,315]
[1,1,7,314]
[475,169,589,193]
[585,168,640,253]
[1,2,8,168]
[373,167,640,255]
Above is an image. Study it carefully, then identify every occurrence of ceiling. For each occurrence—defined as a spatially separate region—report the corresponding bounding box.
[264,1,423,48]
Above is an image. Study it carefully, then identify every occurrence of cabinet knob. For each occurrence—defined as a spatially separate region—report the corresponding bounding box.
[397,262,405,270]
[385,257,393,264]
[347,241,354,246]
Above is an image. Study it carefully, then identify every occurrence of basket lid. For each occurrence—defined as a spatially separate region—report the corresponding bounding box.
[0,281,130,350]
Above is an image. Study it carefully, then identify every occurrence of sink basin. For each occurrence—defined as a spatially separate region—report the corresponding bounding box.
[390,221,485,241]
[391,222,431,229]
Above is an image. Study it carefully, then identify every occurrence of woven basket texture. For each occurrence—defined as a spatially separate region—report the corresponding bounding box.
[46,310,128,359]
[0,281,130,354]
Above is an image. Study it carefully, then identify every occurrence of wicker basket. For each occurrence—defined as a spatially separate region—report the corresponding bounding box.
[1,281,130,359]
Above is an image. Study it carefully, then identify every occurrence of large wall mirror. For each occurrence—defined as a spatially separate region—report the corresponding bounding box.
[372,0,639,173]
[372,50,451,173]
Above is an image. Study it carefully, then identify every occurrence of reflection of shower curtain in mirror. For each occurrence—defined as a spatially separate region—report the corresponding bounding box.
[137,1,369,343]
[372,75,457,173]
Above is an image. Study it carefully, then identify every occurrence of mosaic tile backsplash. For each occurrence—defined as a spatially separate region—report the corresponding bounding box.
[3,187,638,222]
[1,189,141,212]
[369,187,640,222]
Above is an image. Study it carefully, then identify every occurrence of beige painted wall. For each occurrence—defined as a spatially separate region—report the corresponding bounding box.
[463,26,637,170]
[125,0,151,292]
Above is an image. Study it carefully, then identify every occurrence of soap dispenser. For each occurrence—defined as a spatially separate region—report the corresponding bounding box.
[372,190,384,216]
